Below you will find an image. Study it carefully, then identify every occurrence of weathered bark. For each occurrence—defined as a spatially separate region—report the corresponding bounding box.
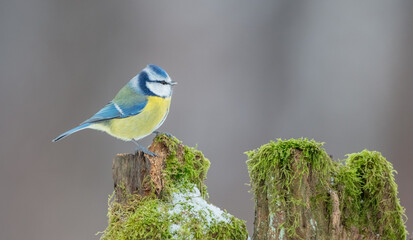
[112,152,151,202]
[253,180,269,240]
[112,137,174,202]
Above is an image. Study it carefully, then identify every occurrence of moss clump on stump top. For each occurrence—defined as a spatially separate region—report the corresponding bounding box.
[336,150,407,239]
[246,138,407,240]
[100,135,249,240]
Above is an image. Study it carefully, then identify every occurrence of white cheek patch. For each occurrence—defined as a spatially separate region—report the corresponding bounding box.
[146,82,171,98]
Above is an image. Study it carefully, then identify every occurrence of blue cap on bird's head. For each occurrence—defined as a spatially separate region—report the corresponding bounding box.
[143,64,177,85]
[147,64,168,78]
[137,64,177,98]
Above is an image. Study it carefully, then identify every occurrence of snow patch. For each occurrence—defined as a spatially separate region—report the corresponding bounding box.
[168,184,232,237]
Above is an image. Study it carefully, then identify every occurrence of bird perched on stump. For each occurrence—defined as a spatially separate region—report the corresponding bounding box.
[53,64,176,156]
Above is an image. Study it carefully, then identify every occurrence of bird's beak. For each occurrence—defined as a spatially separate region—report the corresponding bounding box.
[170,81,177,86]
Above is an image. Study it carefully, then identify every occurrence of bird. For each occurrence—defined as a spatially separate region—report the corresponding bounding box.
[52,64,176,156]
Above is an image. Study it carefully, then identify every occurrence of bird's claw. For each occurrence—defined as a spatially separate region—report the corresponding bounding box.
[135,145,157,157]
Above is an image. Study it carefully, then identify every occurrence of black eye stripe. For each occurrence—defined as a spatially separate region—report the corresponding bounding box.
[149,80,169,85]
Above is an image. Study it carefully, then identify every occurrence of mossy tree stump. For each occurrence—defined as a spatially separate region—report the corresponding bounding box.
[246,138,407,240]
[100,135,249,240]
[101,135,407,239]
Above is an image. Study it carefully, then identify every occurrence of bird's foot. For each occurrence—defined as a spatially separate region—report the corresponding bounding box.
[153,131,174,138]
[134,144,157,157]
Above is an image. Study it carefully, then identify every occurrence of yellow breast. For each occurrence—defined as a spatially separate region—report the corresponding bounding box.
[90,96,171,141]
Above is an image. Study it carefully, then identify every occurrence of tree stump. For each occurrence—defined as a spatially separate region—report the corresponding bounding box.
[100,135,249,240]
[246,138,407,240]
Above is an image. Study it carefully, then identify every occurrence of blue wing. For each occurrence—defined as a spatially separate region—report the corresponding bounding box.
[81,100,147,124]
[53,99,148,142]
[53,84,148,142]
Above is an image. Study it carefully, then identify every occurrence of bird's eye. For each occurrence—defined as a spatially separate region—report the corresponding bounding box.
[160,81,168,85]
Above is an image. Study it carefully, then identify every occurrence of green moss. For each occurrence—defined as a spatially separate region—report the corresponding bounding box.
[336,150,407,239]
[247,138,407,240]
[162,135,210,199]
[246,138,333,238]
[153,134,180,151]
[100,194,171,240]
[100,135,248,240]
[207,216,248,240]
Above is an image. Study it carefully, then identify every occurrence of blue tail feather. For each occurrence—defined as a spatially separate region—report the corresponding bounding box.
[52,123,91,142]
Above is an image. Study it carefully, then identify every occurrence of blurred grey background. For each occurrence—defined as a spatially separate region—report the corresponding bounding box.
[0,0,412,239]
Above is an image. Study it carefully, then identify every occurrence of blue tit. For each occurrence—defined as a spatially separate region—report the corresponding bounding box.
[53,64,177,156]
